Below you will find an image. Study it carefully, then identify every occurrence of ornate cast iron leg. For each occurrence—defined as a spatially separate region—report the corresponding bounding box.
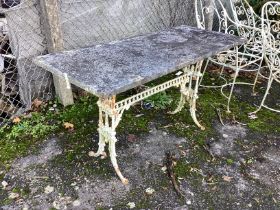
[95,97,129,185]
[170,63,205,130]
[189,68,205,131]
[93,63,206,184]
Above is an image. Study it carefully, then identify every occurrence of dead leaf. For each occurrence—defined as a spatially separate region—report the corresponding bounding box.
[32,98,43,108]
[248,113,258,120]
[222,175,233,182]
[64,122,74,130]
[12,117,21,124]
[127,134,137,143]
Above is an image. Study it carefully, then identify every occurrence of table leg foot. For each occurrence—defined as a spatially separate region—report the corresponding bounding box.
[109,135,129,185]
[93,133,106,157]
[169,94,186,114]
[190,102,205,130]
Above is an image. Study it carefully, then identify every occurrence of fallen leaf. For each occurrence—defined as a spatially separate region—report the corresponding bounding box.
[32,98,43,108]
[127,134,137,143]
[12,117,21,124]
[175,71,183,76]
[64,122,74,130]
[248,113,258,120]
[222,175,233,182]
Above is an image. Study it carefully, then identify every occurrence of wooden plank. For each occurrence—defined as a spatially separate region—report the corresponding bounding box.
[38,0,74,106]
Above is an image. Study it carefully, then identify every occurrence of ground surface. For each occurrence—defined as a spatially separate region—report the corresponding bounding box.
[0,73,280,210]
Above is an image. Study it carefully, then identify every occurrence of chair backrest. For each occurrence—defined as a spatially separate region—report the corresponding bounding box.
[229,0,260,29]
[195,0,263,53]
[195,0,238,34]
[261,1,280,71]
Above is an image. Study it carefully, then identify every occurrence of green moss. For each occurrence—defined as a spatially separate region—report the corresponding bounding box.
[1,71,280,181]
[0,198,12,205]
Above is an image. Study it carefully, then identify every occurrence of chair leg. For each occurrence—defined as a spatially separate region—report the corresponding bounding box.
[252,58,264,94]
[226,47,240,113]
[199,59,210,86]
[252,71,274,114]
[226,69,239,113]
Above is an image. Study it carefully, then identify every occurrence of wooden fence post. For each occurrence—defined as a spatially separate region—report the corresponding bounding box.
[38,0,74,106]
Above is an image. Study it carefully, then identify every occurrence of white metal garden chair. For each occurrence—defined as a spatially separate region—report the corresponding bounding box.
[195,0,264,112]
[253,1,280,113]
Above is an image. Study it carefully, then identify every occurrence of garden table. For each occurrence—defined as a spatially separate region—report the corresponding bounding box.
[34,25,245,184]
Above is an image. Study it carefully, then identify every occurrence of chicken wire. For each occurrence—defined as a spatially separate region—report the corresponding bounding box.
[0,0,197,124]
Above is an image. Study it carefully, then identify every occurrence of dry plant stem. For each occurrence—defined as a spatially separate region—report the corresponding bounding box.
[166,151,184,197]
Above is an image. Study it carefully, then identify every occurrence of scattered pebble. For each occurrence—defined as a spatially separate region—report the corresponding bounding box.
[162,131,168,136]
[1,180,8,189]
[22,205,29,210]
[70,182,77,186]
[44,185,54,194]
[145,187,155,195]
[127,202,136,209]
[73,200,81,207]
[88,151,95,157]
[8,192,19,199]
[161,166,167,172]
[53,201,60,209]
[248,203,252,207]
[223,134,229,138]
[186,200,192,205]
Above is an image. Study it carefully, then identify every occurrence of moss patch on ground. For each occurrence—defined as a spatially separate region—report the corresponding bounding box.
[1,72,280,180]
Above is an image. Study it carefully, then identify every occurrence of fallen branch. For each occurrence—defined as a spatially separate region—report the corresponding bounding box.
[165,151,184,197]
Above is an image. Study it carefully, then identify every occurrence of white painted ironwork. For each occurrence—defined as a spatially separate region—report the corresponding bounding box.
[93,62,204,184]
[195,0,264,112]
[253,1,280,113]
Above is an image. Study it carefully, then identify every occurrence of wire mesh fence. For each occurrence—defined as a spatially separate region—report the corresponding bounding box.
[0,0,198,125]
[0,0,247,126]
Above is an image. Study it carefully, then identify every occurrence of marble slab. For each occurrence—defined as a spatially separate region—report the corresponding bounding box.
[34,26,245,97]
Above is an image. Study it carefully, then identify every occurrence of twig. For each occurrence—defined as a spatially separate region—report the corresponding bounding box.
[203,145,215,159]
[165,151,184,197]
[211,105,225,126]
[232,115,247,126]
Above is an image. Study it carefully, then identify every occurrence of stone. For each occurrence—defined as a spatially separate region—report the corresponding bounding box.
[34,26,245,98]
[44,185,54,194]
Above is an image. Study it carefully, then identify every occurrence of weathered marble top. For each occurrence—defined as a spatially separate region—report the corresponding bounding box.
[34,26,245,97]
